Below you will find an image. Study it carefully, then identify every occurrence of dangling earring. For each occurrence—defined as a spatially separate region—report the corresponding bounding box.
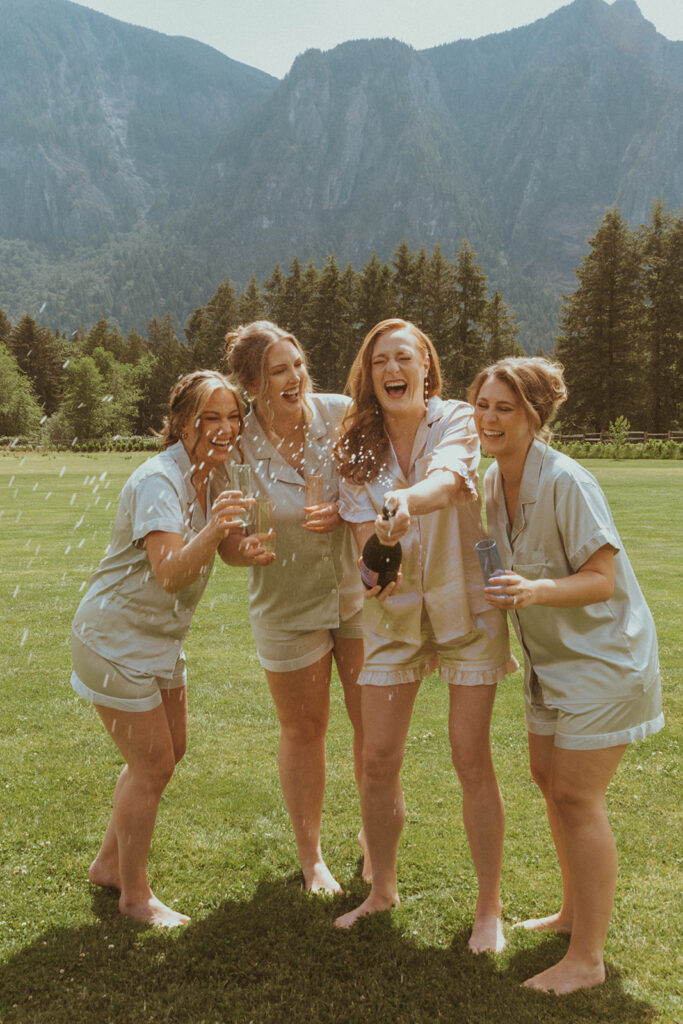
[423,375,429,407]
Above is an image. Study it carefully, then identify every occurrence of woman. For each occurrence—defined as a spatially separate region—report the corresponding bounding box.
[221,321,365,894]
[71,370,270,926]
[468,356,664,993]
[333,319,516,951]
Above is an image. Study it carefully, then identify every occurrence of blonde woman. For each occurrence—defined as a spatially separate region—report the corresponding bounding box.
[334,319,516,949]
[469,356,664,993]
[71,371,270,926]
[221,321,365,894]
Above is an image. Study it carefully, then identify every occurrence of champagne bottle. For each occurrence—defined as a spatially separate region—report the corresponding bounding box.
[361,503,402,591]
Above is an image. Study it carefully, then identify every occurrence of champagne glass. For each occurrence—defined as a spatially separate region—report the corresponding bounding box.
[475,538,505,583]
[253,497,276,553]
[304,473,324,523]
[229,463,253,528]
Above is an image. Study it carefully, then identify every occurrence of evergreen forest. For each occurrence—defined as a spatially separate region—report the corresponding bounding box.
[1,204,681,446]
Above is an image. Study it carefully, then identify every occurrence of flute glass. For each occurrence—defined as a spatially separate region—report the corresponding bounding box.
[304,473,324,523]
[229,463,253,528]
[253,497,276,553]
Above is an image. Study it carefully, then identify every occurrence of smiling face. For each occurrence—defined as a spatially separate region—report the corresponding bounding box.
[370,327,430,419]
[260,339,310,422]
[183,386,242,471]
[473,375,535,461]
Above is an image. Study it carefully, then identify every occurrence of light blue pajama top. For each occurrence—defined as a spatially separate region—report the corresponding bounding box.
[483,439,662,714]
[71,441,214,677]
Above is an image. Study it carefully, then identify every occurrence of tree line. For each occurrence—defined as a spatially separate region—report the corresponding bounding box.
[1,203,680,443]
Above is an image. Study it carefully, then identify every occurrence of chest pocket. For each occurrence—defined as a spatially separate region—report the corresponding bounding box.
[512,558,551,580]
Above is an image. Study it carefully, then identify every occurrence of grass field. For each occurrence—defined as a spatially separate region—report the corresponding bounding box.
[0,452,680,1024]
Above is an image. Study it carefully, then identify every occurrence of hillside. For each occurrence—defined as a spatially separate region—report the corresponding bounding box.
[0,0,680,348]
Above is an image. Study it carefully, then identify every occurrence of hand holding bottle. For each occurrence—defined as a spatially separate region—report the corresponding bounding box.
[375,490,411,544]
[361,501,403,595]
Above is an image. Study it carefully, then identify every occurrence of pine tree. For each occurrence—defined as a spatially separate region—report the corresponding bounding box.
[81,319,125,361]
[424,245,454,359]
[638,200,682,431]
[8,314,66,415]
[263,263,288,327]
[237,276,265,324]
[391,241,419,322]
[357,252,395,337]
[446,241,488,397]
[143,316,191,431]
[482,291,522,363]
[307,254,354,391]
[555,209,641,431]
[185,278,239,370]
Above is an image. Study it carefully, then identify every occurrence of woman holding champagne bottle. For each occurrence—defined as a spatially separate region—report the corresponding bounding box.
[220,321,365,893]
[333,319,516,945]
[469,356,664,993]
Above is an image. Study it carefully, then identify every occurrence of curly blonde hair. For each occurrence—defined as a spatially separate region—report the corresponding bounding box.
[160,370,244,458]
[335,319,442,484]
[224,321,313,436]
[467,357,567,441]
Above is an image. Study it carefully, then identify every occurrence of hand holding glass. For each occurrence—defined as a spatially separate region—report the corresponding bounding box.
[229,464,253,528]
[304,473,324,523]
[475,538,505,583]
[253,497,276,553]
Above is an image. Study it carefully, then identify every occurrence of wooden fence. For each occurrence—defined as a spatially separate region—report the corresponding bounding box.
[554,431,683,444]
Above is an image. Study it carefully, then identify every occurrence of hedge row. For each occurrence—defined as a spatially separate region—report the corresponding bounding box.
[2,436,681,459]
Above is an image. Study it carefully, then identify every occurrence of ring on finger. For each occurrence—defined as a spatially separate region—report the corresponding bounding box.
[513,595,518,606]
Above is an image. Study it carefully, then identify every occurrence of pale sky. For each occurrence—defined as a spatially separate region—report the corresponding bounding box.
[75,0,682,78]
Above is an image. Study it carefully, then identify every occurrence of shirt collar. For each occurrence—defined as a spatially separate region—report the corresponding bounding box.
[510,438,548,543]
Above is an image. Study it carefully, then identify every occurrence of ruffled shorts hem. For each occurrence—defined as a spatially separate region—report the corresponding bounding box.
[358,654,519,688]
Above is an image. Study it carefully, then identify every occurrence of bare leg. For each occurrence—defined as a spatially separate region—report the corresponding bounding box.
[523,743,627,994]
[333,636,370,881]
[514,732,573,934]
[449,684,506,953]
[266,654,341,893]
[94,688,189,927]
[335,680,421,929]
[89,687,188,893]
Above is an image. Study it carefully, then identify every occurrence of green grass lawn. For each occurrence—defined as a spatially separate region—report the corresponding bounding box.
[0,452,680,1023]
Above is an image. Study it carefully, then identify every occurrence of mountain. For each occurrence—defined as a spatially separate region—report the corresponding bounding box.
[0,0,276,244]
[0,0,680,347]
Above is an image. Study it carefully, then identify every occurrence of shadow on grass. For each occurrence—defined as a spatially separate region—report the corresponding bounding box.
[0,878,657,1024]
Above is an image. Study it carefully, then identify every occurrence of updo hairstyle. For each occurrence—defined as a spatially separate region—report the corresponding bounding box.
[467,357,568,441]
[160,370,244,455]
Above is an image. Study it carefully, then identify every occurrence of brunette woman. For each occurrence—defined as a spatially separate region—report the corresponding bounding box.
[71,371,269,926]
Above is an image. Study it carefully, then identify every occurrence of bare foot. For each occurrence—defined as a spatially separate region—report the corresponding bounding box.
[334,891,398,929]
[118,893,190,928]
[88,857,121,891]
[357,829,372,884]
[302,860,343,895]
[468,913,506,954]
[522,956,605,994]
[513,912,572,934]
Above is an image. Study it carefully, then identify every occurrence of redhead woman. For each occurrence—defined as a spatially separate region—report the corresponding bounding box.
[220,321,365,894]
[71,371,270,926]
[469,356,664,993]
[333,319,516,949]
